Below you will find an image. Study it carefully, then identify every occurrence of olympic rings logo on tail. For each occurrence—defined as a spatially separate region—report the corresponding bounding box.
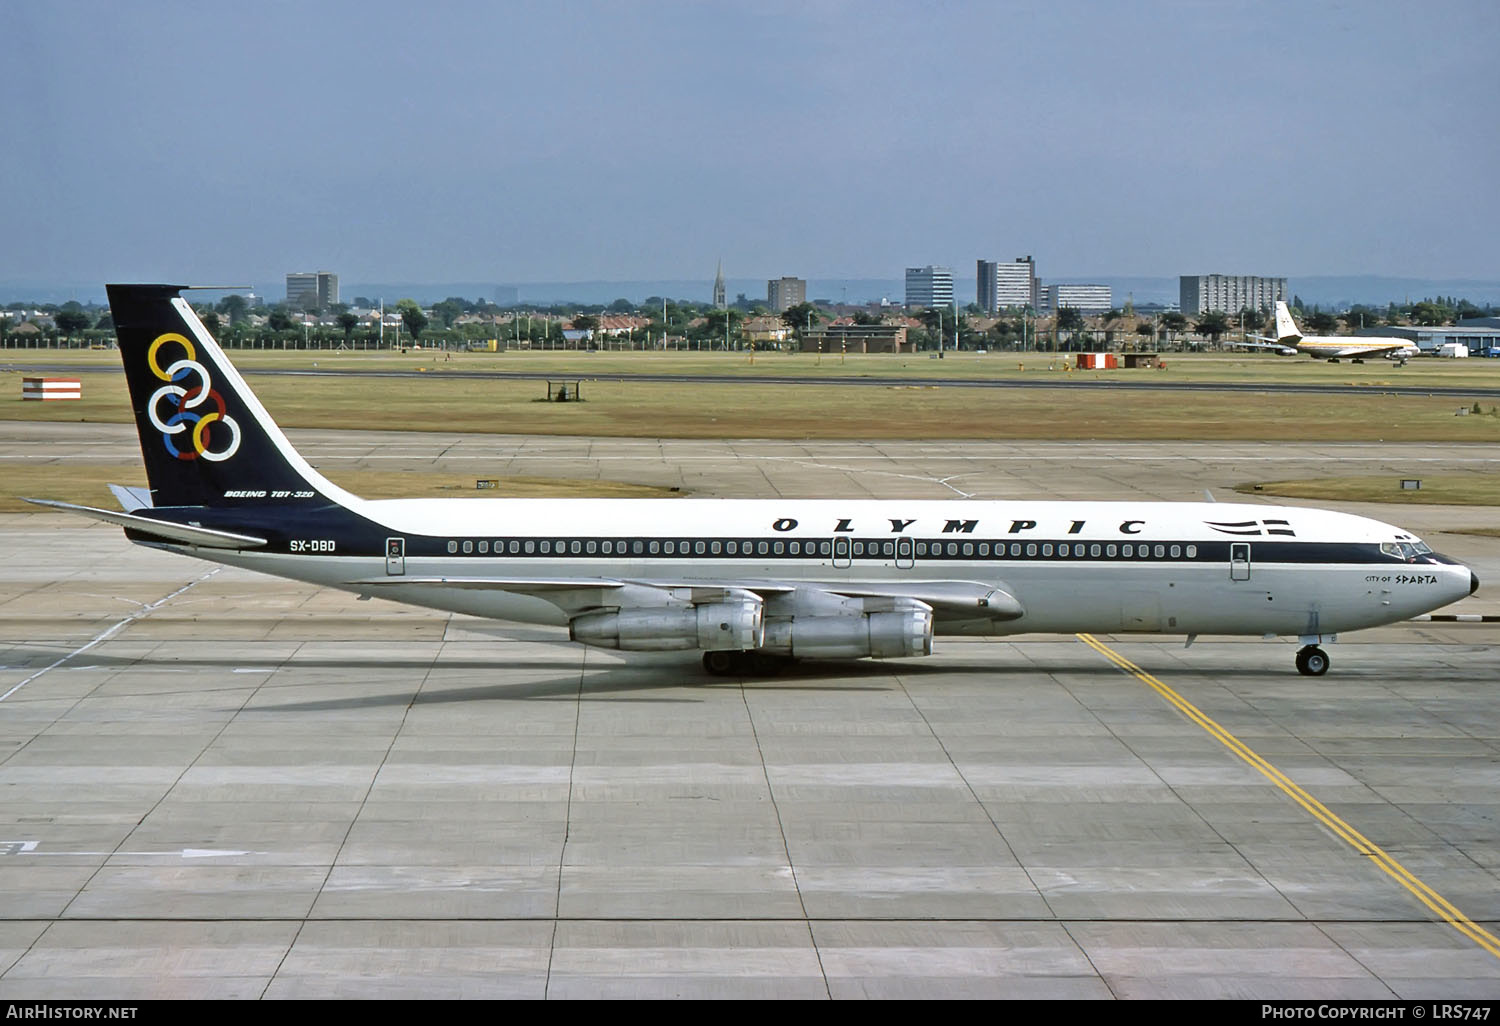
[146,332,241,462]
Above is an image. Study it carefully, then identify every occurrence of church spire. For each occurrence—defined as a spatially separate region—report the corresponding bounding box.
[713,259,726,309]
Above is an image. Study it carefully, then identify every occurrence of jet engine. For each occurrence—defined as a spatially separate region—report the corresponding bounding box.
[761,598,933,660]
[570,599,764,652]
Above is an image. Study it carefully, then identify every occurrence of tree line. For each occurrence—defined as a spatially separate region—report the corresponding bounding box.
[3,293,1495,350]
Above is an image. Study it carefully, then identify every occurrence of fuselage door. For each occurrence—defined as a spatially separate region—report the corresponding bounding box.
[895,535,915,569]
[833,535,852,569]
[1229,542,1251,581]
[386,537,406,576]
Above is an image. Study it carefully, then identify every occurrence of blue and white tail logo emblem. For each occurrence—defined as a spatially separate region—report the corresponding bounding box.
[145,332,241,462]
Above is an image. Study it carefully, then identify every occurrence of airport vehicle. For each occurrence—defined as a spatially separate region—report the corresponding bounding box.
[1243,302,1420,362]
[30,285,1478,678]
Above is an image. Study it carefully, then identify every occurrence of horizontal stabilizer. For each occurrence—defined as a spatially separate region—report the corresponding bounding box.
[108,484,154,511]
[23,498,267,549]
[1241,336,1297,355]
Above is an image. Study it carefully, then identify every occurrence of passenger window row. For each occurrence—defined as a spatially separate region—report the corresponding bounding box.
[439,538,1201,559]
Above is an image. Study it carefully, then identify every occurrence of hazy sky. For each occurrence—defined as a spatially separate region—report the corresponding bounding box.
[4,0,1496,288]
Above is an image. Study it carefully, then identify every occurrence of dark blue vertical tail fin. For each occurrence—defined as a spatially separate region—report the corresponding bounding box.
[107,284,357,510]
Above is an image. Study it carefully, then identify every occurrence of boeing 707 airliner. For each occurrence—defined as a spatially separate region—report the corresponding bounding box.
[30,285,1478,678]
[1243,301,1421,362]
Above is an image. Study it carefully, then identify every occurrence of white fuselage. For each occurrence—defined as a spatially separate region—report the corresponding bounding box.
[1289,336,1420,359]
[174,496,1473,641]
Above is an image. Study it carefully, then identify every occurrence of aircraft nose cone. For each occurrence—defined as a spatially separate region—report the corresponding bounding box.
[1471,571,1481,596]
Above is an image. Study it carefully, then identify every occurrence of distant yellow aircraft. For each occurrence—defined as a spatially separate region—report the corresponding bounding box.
[1244,302,1419,362]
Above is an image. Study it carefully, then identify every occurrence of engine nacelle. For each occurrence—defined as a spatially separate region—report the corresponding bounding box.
[761,601,933,660]
[570,599,764,652]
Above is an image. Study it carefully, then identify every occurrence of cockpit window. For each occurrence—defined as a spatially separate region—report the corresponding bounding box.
[1382,541,1423,560]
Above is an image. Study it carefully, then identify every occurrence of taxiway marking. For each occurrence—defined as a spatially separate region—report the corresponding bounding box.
[0,568,221,703]
[1077,632,1500,961]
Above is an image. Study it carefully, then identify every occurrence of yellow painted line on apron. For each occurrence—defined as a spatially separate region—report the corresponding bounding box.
[1076,632,1500,960]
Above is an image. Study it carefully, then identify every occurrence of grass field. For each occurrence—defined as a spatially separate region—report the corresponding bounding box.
[6,344,1500,388]
[1235,474,1500,506]
[5,346,1497,513]
[0,462,679,514]
[4,350,1500,443]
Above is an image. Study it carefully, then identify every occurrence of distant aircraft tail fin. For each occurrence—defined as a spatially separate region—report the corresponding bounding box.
[106,284,358,510]
[1274,301,1302,343]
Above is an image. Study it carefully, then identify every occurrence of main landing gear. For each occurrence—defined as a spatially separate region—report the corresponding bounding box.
[702,650,794,677]
[1295,645,1330,676]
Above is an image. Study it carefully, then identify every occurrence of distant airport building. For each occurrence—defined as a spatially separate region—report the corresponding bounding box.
[286,271,339,312]
[1044,283,1112,314]
[1180,274,1285,316]
[904,266,954,309]
[1360,324,1500,356]
[766,277,806,313]
[802,322,908,354]
[977,256,1037,312]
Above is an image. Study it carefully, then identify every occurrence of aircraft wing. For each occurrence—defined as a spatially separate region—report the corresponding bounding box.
[24,498,268,549]
[351,575,1024,622]
[355,576,631,592]
[820,580,1023,620]
[1325,342,1412,359]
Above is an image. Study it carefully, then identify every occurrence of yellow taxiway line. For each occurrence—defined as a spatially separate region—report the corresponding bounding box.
[1076,633,1500,961]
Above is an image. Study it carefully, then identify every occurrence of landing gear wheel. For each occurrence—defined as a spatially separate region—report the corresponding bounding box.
[702,650,737,676]
[745,652,790,677]
[1295,645,1330,676]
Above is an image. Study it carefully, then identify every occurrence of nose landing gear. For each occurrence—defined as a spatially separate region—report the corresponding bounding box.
[1296,645,1330,676]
